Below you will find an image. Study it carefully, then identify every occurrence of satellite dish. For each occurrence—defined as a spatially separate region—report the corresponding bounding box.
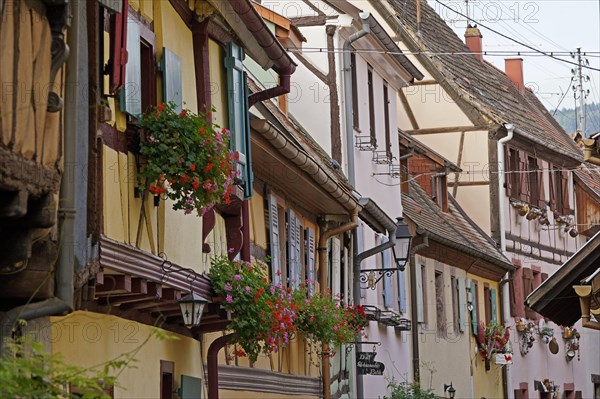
[549,337,559,354]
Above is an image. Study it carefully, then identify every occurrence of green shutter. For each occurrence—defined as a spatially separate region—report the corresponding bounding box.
[224,42,253,198]
[470,280,478,335]
[457,278,466,332]
[490,288,497,323]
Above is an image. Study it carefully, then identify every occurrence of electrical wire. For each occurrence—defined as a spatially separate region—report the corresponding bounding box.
[552,78,575,116]
[432,0,600,72]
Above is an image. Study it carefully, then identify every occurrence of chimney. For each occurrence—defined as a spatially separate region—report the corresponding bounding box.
[505,58,524,92]
[464,24,483,61]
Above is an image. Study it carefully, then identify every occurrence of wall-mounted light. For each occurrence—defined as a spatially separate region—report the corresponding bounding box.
[178,292,209,327]
[360,217,413,289]
[443,382,456,399]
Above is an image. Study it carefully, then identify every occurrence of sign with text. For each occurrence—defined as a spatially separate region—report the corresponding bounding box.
[356,352,385,376]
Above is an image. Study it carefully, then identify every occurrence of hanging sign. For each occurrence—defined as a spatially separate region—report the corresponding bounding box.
[356,352,385,375]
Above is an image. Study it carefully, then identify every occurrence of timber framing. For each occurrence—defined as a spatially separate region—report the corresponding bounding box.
[404,125,492,135]
[448,180,490,187]
[505,233,574,263]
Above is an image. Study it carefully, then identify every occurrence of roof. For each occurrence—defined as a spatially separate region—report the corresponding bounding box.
[402,180,512,272]
[399,129,461,172]
[575,163,600,198]
[383,0,582,162]
[526,231,600,326]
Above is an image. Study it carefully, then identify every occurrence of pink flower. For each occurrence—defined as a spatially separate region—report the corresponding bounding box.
[224,283,232,292]
[226,295,233,303]
[234,274,241,281]
[245,286,251,294]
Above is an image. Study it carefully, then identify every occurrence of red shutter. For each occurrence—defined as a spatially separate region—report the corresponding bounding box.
[505,147,513,197]
[110,0,129,93]
[561,170,570,215]
[510,267,525,318]
[519,152,530,203]
[548,166,556,211]
[537,159,545,208]
[523,268,536,319]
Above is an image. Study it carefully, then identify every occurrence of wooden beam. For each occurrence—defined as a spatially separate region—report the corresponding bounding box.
[412,79,437,86]
[448,180,490,187]
[405,125,492,135]
[398,90,419,130]
[453,131,466,197]
[95,275,131,295]
[97,282,162,306]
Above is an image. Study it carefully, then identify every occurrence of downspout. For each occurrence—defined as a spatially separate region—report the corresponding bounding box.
[409,229,429,384]
[207,333,235,399]
[497,123,514,399]
[248,66,294,107]
[0,0,78,354]
[319,212,359,399]
[343,13,371,186]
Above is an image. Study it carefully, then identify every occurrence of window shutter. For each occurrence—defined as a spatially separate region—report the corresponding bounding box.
[537,160,545,208]
[225,43,253,198]
[561,170,570,215]
[331,237,341,295]
[484,285,491,324]
[268,194,281,286]
[504,146,512,197]
[457,278,466,332]
[160,48,182,112]
[510,267,525,317]
[382,237,393,309]
[306,227,315,295]
[110,0,129,93]
[119,15,141,116]
[470,280,478,335]
[397,269,407,313]
[416,264,424,323]
[523,268,536,319]
[518,152,530,203]
[490,288,497,323]
[287,210,301,289]
[548,167,556,210]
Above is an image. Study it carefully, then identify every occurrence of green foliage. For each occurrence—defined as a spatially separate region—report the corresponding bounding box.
[209,256,367,362]
[138,102,238,215]
[384,380,436,399]
[0,337,123,398]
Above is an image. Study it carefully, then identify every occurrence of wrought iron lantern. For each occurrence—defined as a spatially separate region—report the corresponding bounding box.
[178,292,209,327]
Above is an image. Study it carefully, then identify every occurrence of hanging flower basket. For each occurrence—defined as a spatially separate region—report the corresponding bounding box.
[137,102,239,215]
[209,256,367,362]
[477,322,512,371]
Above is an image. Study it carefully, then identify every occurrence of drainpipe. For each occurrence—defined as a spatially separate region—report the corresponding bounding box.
[319,212,359,399]
[0,0,79,354]
[408,229,429,384]
[207,333,235,399]
[343,13,371,186]
[497,123,514,399]
[248,66,294,107]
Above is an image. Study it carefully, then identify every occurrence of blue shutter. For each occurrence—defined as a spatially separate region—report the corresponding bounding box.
[225,43,252,198]
[490,288,497,324]
[268,194,281,286]
[458,278,466,332]
[397,268,407,313]
[470,280,478,335]
[306,227,315,295]
[160,47,182,112]
[382,237,393,308]
[120,16,141,116]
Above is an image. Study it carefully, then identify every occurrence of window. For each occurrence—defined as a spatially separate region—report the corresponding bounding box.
[469,280,479,335]
[367,66,376,147]
[160,360,174,399]
[435,271,445,337]
[286,209,302,289]
[550,166,570,215]
[416,262,426,323]
[383,82,391,157]
[505,147,520,199]
[351,53,359,129]
[451,276,459,335]
[528,156,545,207]
[268,194,283,286]
[431,174,447,211]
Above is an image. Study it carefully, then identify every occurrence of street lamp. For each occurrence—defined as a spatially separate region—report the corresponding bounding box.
[392,217,412,271]
[444,382,456,399]
[178,292,209,327]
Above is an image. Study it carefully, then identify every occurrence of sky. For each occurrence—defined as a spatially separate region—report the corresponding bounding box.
[426,0,600,118]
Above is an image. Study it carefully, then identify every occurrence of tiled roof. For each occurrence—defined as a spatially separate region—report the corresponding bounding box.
[388,0,582,162]
[402,180,511,269]
[575,163,600,198]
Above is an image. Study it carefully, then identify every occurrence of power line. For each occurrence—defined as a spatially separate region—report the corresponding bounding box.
[432,0,600,72]
[552,78,574,116]
[290,48,600,58]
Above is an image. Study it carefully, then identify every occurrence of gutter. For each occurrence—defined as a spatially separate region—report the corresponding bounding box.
[343,13,371,186]
[497,123,514,399]
[250,119,358,212]
[224,0,297,107]
[0,0,78,353]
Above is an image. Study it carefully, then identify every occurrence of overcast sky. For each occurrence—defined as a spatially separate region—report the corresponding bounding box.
[426,0,600,117]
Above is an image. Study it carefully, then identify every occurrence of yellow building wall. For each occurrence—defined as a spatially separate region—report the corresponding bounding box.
[49,311,203,399]
[467,273,504,399]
